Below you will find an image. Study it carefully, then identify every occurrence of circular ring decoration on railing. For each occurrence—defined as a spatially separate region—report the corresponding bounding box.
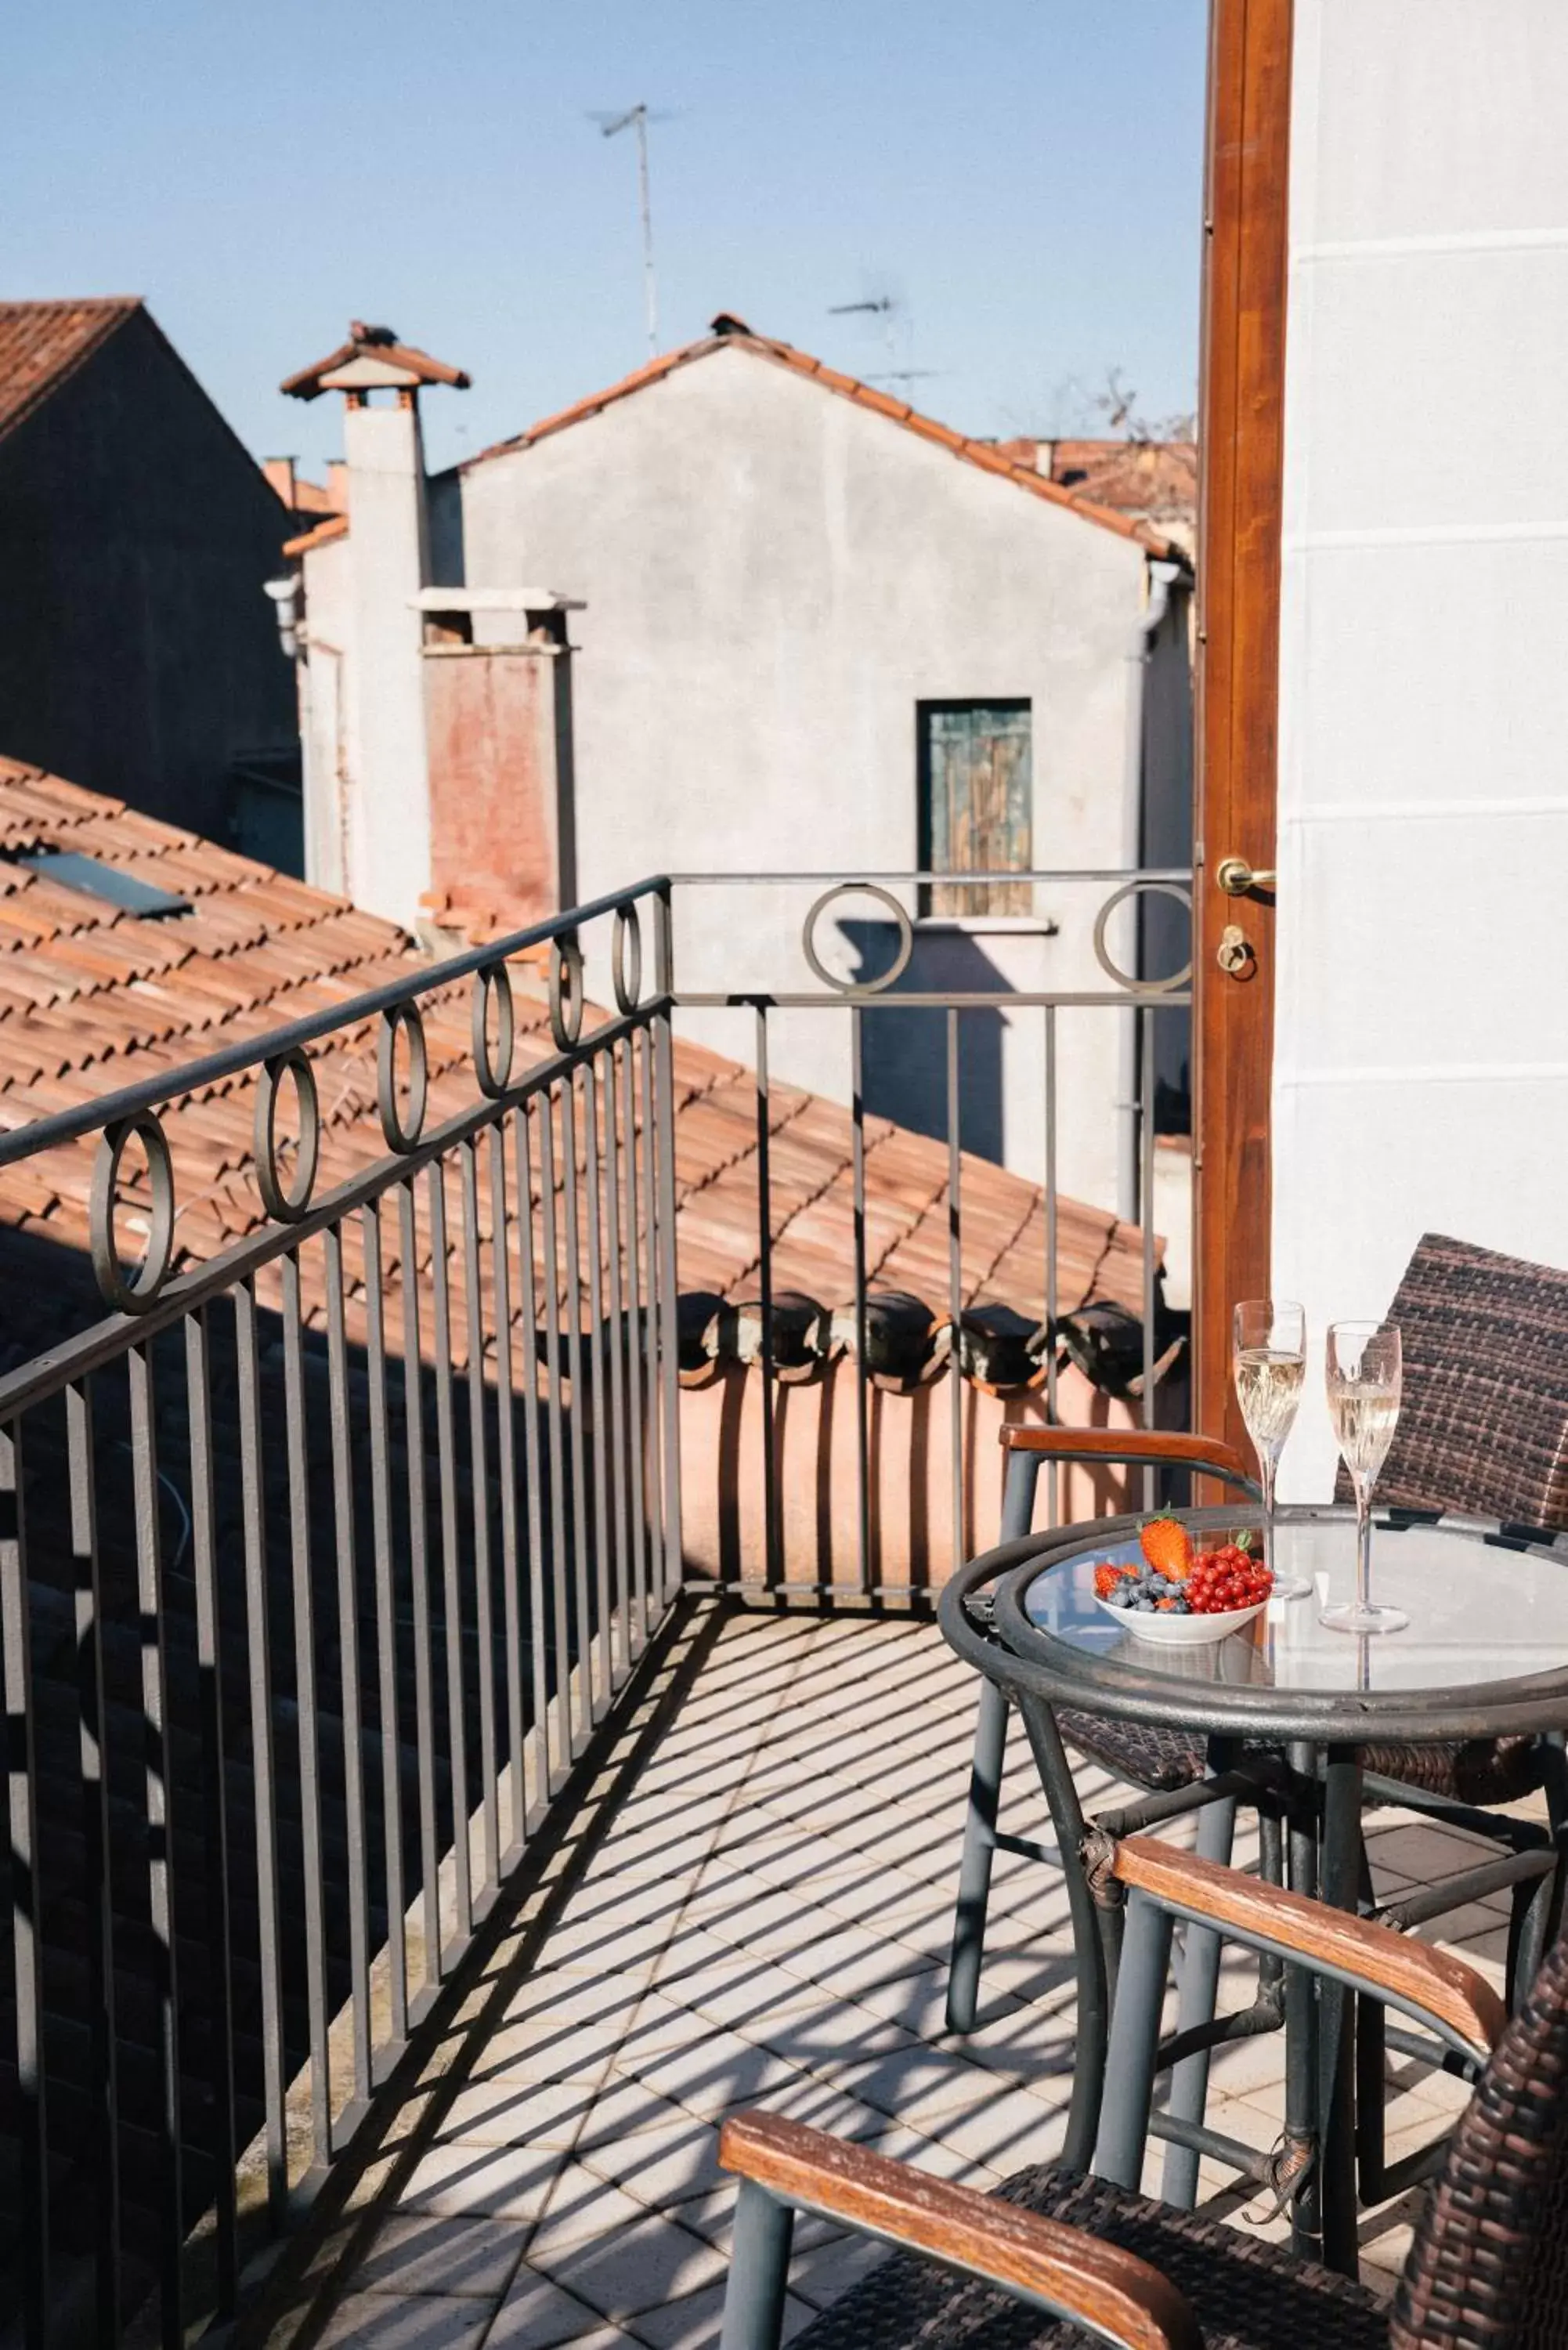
[471,960,515,1098]
[378,1000,429,1152]
[90,1110,176,1315]
[253,1047,321,1223]
[612,903,644,1014]
[800,881,916,996]
[1091,879,1194,996]
[550,933,584,1050]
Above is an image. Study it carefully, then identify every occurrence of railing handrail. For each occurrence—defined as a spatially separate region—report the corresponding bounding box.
[666,866,1190,884]
[0,873,670,1170]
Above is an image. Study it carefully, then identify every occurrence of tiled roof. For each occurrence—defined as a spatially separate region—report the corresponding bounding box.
[281,320,471,402]
[992,436,1198,530]
[0,296,140,443]
[0,756,1150,1368]
[458,316,1183,559]
[283,511,349,558]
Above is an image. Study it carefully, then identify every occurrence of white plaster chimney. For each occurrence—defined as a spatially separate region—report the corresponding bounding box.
[280,322,470,931]
[341,395,432,927]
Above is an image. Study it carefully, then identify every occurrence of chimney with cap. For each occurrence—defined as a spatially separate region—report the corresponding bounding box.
[280,321,471,927]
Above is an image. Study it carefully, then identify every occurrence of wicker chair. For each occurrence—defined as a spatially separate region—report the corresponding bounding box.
[719,1843,1567,2350]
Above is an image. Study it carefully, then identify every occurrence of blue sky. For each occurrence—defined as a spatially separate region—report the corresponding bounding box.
[11,2,1208,478]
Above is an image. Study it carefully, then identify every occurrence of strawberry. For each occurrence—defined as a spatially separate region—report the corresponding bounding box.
[1093,1562,1125,1599]
[1139,1517,1194,1581]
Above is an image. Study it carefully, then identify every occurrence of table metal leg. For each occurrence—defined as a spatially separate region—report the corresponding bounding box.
[1318,1748,1364,2277]
[945,1454,1041,2034]
[1285,1740,1322,2263]
[946,1676,1010,2034]
[1017,1690,1109,2173]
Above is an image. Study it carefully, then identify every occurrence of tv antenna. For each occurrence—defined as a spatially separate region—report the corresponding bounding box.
[592,103,669,356]
[829,287,938,396]
[829,294,901,367]
[866,367,944,396]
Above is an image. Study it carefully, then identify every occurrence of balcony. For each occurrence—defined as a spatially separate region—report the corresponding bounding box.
[0,862,1505,2350]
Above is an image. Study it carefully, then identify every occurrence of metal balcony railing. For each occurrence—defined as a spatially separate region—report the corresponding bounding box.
[0,866,1190,2350]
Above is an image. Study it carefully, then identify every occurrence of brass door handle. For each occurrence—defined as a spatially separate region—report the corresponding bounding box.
[1216,855,1277,896]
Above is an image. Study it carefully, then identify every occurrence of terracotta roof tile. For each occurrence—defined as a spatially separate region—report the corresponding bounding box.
[283,513,349,559]
[0,754,1154,1361]
[0,298,140,443]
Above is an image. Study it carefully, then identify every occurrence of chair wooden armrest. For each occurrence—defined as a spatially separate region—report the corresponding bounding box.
[1115,1835,1507,2062]
[718,2113,1202,2350]
[999,1425,1256,1492]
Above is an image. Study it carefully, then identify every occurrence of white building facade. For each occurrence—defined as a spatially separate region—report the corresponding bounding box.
[286,320,1193,1214]
[1270,0,1568,1491]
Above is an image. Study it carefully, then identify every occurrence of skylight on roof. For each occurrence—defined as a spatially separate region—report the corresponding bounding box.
[10,848,191,918]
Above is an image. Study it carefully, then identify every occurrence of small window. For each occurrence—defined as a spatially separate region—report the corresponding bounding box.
[917,701,1032,916]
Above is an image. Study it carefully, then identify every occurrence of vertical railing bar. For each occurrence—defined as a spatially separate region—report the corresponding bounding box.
[851,1003,871,1596]
[755,1002,779,1590]
[66,1381,120,2343]
[537,1088,573,1790]
[489,1121,526,1854]
[1140,1001,1158,1511]
[234,1278,286,2223]
[639,1029,667,1613]
[128,1339,182,2350]
[1044,1007,1060,1530]
[183,1312,237,2313]
[559,1073,594,1752]
[460,1137,500,1893]
[621,1039,651,1654]
[652,962,685,1610]
[2,1419,49,2350]
[398,1174,441,1985]
[512,1104,551,1803]
[281,1248,331,2167]
[324,1225,372,2115]
[361,1201,407,2049]
[602,1046,633,1684]
[582,1059,613,1719]
[428,1160,473,1944]
[947,1006,964,1574]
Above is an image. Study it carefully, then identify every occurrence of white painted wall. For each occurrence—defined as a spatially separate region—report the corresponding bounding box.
[454,344,1165,1208]
[298,532,352,895]
[1273,0,1568,1495]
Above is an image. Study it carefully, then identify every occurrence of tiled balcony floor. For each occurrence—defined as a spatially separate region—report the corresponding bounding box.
[280,1609,1518,2350]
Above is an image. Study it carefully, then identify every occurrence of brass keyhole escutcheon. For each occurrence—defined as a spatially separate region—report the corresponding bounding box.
[1216,924,1254,978]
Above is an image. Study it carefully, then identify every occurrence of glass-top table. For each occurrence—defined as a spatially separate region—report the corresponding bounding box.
[952,1500,1568,2283]
[1020,1508,1568,1696]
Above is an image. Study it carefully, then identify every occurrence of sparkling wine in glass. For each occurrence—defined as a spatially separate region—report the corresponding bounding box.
[1321,1320,1405,1635]
[1232,1300,1309,1599]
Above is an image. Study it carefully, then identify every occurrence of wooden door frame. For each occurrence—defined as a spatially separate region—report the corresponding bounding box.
[1193,0,1294,1449]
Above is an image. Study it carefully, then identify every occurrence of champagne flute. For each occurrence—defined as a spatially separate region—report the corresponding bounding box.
[1321,1321,1406,1635]
[1232,1300,1309,1599]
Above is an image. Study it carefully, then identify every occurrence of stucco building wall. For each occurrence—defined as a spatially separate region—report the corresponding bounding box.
[451,345,1166,1204]
[1272,0,1568,1494]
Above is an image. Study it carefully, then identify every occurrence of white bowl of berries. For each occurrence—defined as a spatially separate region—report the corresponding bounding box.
[1091,1521,1273,1647]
